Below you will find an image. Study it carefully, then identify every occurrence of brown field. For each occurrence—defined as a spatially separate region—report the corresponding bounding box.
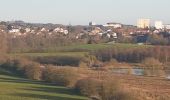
[77,68,170,100]
[112,74,170,100]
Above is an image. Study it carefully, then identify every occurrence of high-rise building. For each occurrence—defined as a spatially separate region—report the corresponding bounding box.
[155,21,163,29]
[137,19,150,29]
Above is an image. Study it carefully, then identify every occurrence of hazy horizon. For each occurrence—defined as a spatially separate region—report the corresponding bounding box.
[0,0,170,25]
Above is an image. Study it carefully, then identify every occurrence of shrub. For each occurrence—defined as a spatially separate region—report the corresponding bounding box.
[142,57,163,69]
[75,78,101,96]
[99,78,137,100]
[142,58,165,77]
[35,56,81,66]
[44,66,78,87]
[103,59,119,69]
[0,57,43,80]
[12,57,34,71]
[99,78,120,100]
[75,77,136,100]
[0,57,25,75]
[24,62,43,80]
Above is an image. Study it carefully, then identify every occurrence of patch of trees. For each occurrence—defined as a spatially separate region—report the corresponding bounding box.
[0,34,8,53]
[147,34,169,45]
[34,56,82,66]
[7,34,85,53]
[0,57,42,80]
[92,46,170,64]
[75,78,137,100]
[44,66,78,87]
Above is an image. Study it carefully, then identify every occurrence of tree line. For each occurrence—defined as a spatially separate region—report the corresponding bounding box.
[92,46,170,64]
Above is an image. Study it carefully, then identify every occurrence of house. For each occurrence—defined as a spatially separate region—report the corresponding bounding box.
[9,28,20,33]
[63,30,69,35]
[41,28,47,32]
[153,30,160,34]
[25,28,31,33]
[54,28,61,32]
[89,27,102,35]
[30,30,35,34]
[155,21,163,29]
[164,24,170,29]
[97,33,104,36]
[103,23,122,28]
[111,32,118,38]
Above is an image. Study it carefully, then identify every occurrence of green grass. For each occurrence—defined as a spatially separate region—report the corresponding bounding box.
[0,69,88,100]
[10,52,88,58]
[54,43,149,52]
[10,43,150,58]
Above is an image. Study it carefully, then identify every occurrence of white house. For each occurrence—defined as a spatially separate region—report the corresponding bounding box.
[111,32,117,38]
[107,34,111,38]
[153,30,160,34]
[54,28,61,32]
[9,29,20,33]
[63,30,69,35]
[155,21,163,29]
[164,24,170,29]
[25,28,31,33]
[103,23,122,28]
[30,30,35,34]
[98,33,104,36]
[41,28,47,32]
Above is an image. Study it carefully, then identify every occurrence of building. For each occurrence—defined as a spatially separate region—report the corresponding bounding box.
[9,28,20,33]
[103,23,122,28]
[164,24,170,29]
[137,19,150,28]
[155,21,163,29]
[89,22,96,26]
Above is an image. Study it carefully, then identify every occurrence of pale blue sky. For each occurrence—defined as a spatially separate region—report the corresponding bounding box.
[0,0,169,25]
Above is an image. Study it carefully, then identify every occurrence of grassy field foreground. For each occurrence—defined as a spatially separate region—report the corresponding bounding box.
[0,69,88,100]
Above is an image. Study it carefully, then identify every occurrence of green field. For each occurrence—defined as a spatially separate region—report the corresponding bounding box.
[11,52,88,58]
[0,69,88,100]
[44,43,149,52]
[10,43,149,57]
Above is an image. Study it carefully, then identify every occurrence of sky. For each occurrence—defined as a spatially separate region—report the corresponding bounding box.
[0,0,169,25]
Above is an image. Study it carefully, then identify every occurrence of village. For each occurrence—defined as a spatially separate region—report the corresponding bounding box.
[0,19,170,45]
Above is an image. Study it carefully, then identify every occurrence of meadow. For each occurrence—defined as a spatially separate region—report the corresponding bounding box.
[0,68,88,100]
[10,43,149,57]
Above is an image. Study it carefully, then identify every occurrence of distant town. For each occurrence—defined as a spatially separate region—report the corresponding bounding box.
[0,19,170,45]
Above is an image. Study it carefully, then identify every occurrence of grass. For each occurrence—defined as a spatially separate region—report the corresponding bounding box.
[0,69,88,100]
[9,43,150,58]
[52,43,150,52]
[10,52,88,58]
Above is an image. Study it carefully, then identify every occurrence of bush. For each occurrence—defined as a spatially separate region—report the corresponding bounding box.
[44,66,78,87]
[0,57,43,80]
[142,57,166,77]
[142,57,163,69]
[100,78,137,100]
[0,57,26,75]
[24,62,43,80]
[35,56,81,66]
[99,78,120,100]
[75,78,101,96]
[75,77,136,100]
